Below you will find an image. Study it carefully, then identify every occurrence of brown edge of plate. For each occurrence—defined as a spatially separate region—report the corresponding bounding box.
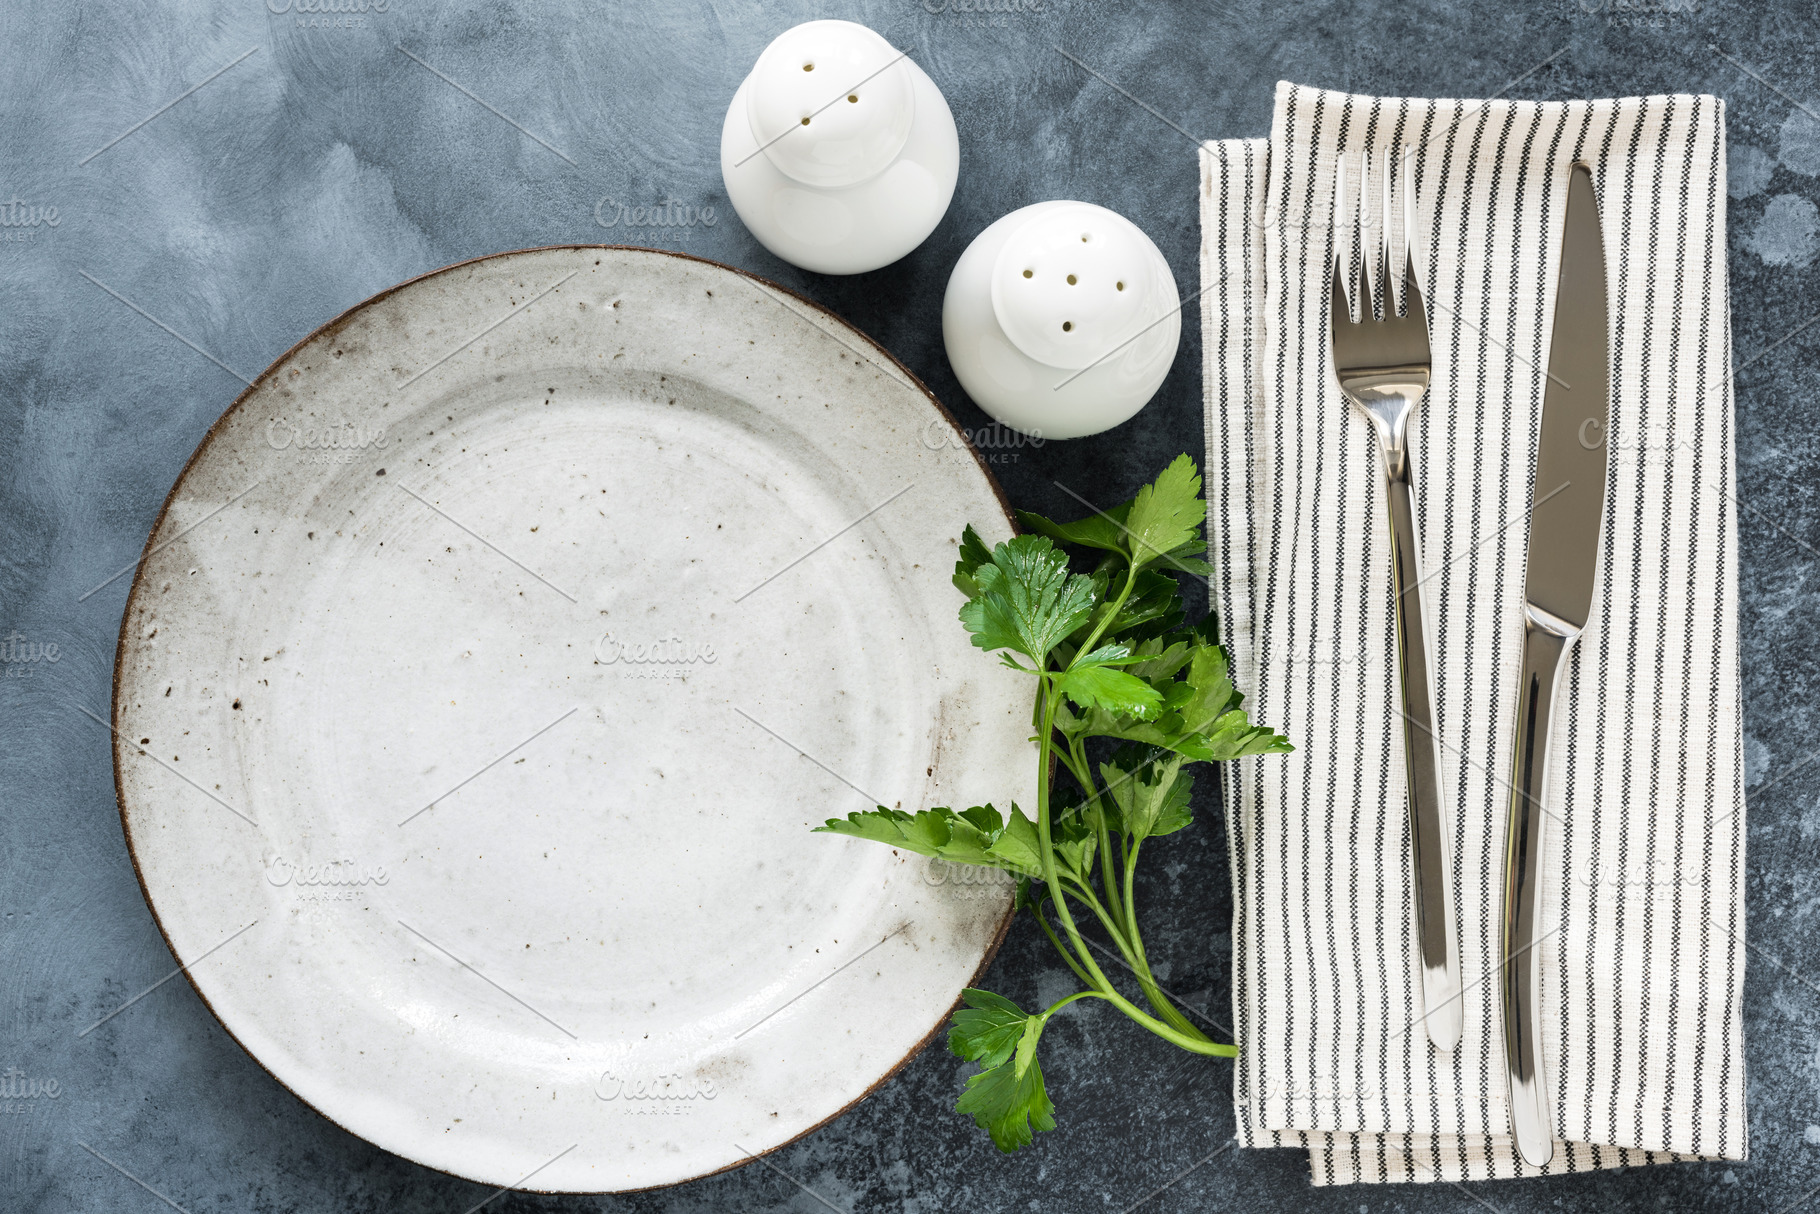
[107,244,1020,1197]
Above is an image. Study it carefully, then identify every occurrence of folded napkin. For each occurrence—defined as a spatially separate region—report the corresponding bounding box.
[1200,83,1746,1184]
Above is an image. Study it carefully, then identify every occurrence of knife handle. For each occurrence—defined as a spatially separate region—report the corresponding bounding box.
[1501,607,1576,1167]
[1381,451,1461,1053]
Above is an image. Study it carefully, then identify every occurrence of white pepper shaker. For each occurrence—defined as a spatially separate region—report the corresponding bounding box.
[942,201,1181,439]
[720,20,959,275]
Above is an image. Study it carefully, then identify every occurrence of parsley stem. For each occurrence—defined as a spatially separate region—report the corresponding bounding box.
[1034,684,1120,996]
[1060,877,1139,968]
[1063,558,1142,960]
[1035,681,1233,1057]
[1056,737,1095,798]
[1072,561,1141,669]
[1065,857,1208,1044]
[1122,836,1147,952]
[1041,990,1109,1020]
[1033,899,1096,988]
[1042,738,1078,770]
[1118,839,1210,1042]
[1069,734,1131,939]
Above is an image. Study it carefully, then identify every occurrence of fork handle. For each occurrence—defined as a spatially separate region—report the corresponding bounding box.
[1380,448,1462,1052]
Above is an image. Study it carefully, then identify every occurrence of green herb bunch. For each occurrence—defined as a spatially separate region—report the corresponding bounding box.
[815,455,1293,1152]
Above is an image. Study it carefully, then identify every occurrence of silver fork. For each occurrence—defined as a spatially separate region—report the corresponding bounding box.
[1329,147,1460,1053]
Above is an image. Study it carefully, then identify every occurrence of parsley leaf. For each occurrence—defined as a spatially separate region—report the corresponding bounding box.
[1058,642,1292,760]
[956,1047,1056,1152]
[814,803,1048,878]
[950,990,1056,1153]
[948,988,1030,1067]
[1014,1016,1042,1078]
[1121,453,1205,570]
[1015,505,1130,555]
[1167,644,1294,759]
[957,534,1096,663]
[1076,566,1187,644]
[952,524,995,599]
[1098,751,1194,840]
[1072,644,1138,668]
[1049,815,1098,884]
[1021,457,1210,578]
[1054,664,1163,718]
[1122,636,1195,682]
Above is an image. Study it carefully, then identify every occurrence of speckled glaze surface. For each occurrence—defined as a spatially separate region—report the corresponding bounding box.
[109,246,1028,1192]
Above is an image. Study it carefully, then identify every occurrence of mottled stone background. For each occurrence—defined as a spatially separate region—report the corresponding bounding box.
[3,1,1817,1210]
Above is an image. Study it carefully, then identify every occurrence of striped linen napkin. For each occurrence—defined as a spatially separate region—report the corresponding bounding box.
[1198,83,1747,1184]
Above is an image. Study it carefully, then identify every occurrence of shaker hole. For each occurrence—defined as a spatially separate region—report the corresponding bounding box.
[1116,281,1125,291]
[800,117,811,126]
[847,94,858,103]
[1066,274,1077,285]
[1022,269,1033,278]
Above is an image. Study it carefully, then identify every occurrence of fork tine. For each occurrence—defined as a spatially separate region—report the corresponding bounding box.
[1400,144,1427,330]
[1346,149,1365,318]
[1331,249,1351,334]
[1368,147,1390,320]
[1402,243,1428,333]
[1332,152,1345,298]
[1331,153,1353,322]
[1359,149,1377,317]
[1376,145,1394,320]
[1405,144,1419,322]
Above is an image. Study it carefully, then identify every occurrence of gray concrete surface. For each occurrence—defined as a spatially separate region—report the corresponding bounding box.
[2,1,1816,1210]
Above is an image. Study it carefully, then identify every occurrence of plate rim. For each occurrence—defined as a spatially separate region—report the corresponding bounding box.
[107,242,1020,1194]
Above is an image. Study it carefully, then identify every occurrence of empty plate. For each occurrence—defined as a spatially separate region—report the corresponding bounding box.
[110,246,1032,1192]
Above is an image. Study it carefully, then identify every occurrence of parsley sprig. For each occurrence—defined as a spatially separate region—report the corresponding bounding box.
[815,455,1292,1152]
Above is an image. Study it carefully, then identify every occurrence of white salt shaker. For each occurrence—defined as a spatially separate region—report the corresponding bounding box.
[720,20,959,275]
[942,201,1180,439]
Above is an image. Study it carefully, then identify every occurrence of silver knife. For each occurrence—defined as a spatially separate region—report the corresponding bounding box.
[1501,161,1609,1168]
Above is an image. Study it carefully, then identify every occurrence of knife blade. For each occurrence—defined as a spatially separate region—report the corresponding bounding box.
[1501,161,1610,1168]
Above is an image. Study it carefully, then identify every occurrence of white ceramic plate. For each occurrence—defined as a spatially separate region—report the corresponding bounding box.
[111,246,1031,1192]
